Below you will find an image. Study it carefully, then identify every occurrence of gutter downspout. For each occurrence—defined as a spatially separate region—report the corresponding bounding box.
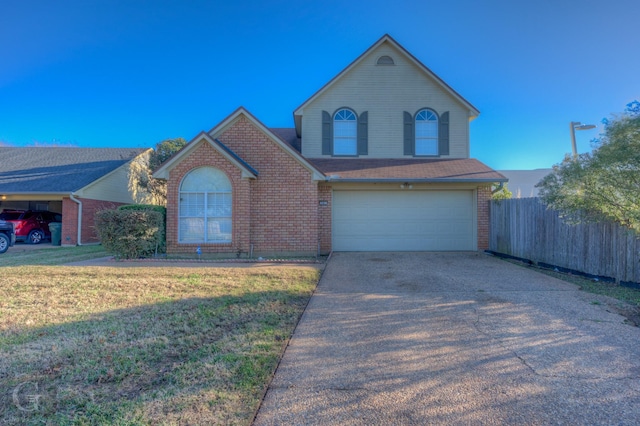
[69,193,83,246]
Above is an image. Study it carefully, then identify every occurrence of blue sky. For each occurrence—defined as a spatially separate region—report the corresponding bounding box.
[1,0,637,170]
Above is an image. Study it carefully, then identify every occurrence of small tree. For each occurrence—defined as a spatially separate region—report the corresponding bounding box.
[128,138,187,205]
[537,101,640,231]
[491,183,512,200]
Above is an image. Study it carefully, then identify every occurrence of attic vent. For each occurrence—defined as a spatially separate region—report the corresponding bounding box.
[376,55,395,65]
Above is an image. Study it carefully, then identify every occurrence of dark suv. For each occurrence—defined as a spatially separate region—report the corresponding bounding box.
[0,220,15,253]
[0,210,62,244]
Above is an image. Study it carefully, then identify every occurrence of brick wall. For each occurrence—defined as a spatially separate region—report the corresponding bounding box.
[477,186,491,250]
[61,197,122,245]
[318,183,332,254]
[218,116,318,256]
[165,115,319,256]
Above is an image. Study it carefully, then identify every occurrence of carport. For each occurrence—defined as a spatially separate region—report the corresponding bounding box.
[0,147,150,245]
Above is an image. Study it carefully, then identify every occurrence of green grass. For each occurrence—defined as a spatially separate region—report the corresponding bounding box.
[0,244,108,266]
[0,265,320,425]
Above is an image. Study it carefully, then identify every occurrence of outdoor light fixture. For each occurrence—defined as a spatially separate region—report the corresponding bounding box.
[570,121,596,158]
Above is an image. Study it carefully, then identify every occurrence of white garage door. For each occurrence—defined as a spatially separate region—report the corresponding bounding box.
[332,190,475,251]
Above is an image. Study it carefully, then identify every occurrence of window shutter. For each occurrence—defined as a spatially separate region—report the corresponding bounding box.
[322,110,332,155]
[438,111,450,156]
[403,111,414,155]
[357,111,368,155]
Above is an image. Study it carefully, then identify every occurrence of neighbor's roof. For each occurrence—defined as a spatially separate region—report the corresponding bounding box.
[308,158,507,183]
[0,147,148,193]
[498,169,552,198]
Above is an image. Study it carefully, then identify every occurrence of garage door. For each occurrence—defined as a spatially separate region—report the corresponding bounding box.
[332,190,475,251]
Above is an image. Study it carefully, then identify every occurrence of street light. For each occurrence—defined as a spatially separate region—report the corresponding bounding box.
[570,121,596,158]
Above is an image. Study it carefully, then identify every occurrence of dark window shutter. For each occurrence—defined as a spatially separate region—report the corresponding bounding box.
[322,110,332,155]
[357,111,368,155]
[403,111,414,155]
[438,111,450,156]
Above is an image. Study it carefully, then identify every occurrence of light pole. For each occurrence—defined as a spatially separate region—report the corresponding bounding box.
[570,121,596,158]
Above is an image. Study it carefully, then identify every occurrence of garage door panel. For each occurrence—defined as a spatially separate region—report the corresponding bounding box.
[332,190,475,251]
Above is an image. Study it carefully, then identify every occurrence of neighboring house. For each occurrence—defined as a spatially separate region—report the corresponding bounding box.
[0,147,150,245]
[498,169,552,198]
[154,34,507,256]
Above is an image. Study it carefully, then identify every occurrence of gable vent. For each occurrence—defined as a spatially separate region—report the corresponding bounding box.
[376,55,395,65]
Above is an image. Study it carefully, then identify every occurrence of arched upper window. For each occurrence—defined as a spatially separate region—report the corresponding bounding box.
[376,55,395,65]
[415,109,439,156]
[333,108,357,155]
[179,167,232,243]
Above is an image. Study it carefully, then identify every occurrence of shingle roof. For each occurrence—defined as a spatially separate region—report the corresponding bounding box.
[308,158,507,182]
[269,128,301,152]
[0,147,147,193]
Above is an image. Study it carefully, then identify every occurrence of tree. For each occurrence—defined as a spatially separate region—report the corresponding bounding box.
[491,183,512,200]
[537,101,640,231]
[128,138,187,205]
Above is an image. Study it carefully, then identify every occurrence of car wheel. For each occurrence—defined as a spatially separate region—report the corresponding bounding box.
[27,230,44,244]
[0,234,8,253]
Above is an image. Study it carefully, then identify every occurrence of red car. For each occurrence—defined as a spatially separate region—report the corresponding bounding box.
[0,210,62,244]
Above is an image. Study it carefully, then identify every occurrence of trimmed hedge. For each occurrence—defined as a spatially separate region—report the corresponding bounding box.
[95,209,165,259]
[118,204,166,218]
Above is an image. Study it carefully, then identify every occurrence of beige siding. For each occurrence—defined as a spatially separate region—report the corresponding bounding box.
[300,43,471,159]
[78,161,140,204]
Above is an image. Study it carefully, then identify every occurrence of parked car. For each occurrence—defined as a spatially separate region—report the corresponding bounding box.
[0,210,62,244]
[0,219,15,253]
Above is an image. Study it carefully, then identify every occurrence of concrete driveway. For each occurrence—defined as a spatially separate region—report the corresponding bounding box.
[254,252,640,425]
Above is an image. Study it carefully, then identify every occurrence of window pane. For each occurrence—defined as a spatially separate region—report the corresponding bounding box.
[181,167,231,192]
[179,167,233,244]
[206,219,231,242]
[416,121,438,138]
[415,109,438,156]
[416,138,438,155]
[334,109,357,155]
[180,193,204,216]
[334,137,357,155]
[179,218,204,242]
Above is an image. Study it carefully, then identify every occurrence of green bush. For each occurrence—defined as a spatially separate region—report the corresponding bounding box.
[118,203,166,218]
[95,209,165,259]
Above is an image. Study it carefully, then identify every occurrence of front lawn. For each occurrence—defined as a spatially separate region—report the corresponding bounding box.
[0,265,319,425]
[0,244,109,267]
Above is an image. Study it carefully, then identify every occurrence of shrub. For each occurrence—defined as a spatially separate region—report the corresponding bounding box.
[95,209,165,259]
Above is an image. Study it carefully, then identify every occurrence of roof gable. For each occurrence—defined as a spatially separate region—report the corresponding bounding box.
[0,147,148,194]
[153,131,258,180]
[155,107,323,181]
[293,34,480,134]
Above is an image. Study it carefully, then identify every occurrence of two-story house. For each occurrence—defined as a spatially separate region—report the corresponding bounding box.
[154,34,506,256]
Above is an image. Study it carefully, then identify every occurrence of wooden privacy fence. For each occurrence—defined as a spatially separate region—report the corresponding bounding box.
[489,197,640,285]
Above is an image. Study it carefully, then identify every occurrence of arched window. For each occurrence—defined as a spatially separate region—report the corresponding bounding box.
[179,167,232,243]
[415,109,439,155]
[333,108,357,155]
[376,55,395,65]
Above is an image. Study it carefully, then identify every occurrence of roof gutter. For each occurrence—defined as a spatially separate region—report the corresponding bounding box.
[324,177,509,184]
[69,193,82,246]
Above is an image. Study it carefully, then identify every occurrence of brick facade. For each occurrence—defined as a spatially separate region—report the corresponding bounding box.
[61,197,122,246]
[317,183,332,254]
[162,113,497,256]
[476,186,492,250]
[165,116,319,256]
